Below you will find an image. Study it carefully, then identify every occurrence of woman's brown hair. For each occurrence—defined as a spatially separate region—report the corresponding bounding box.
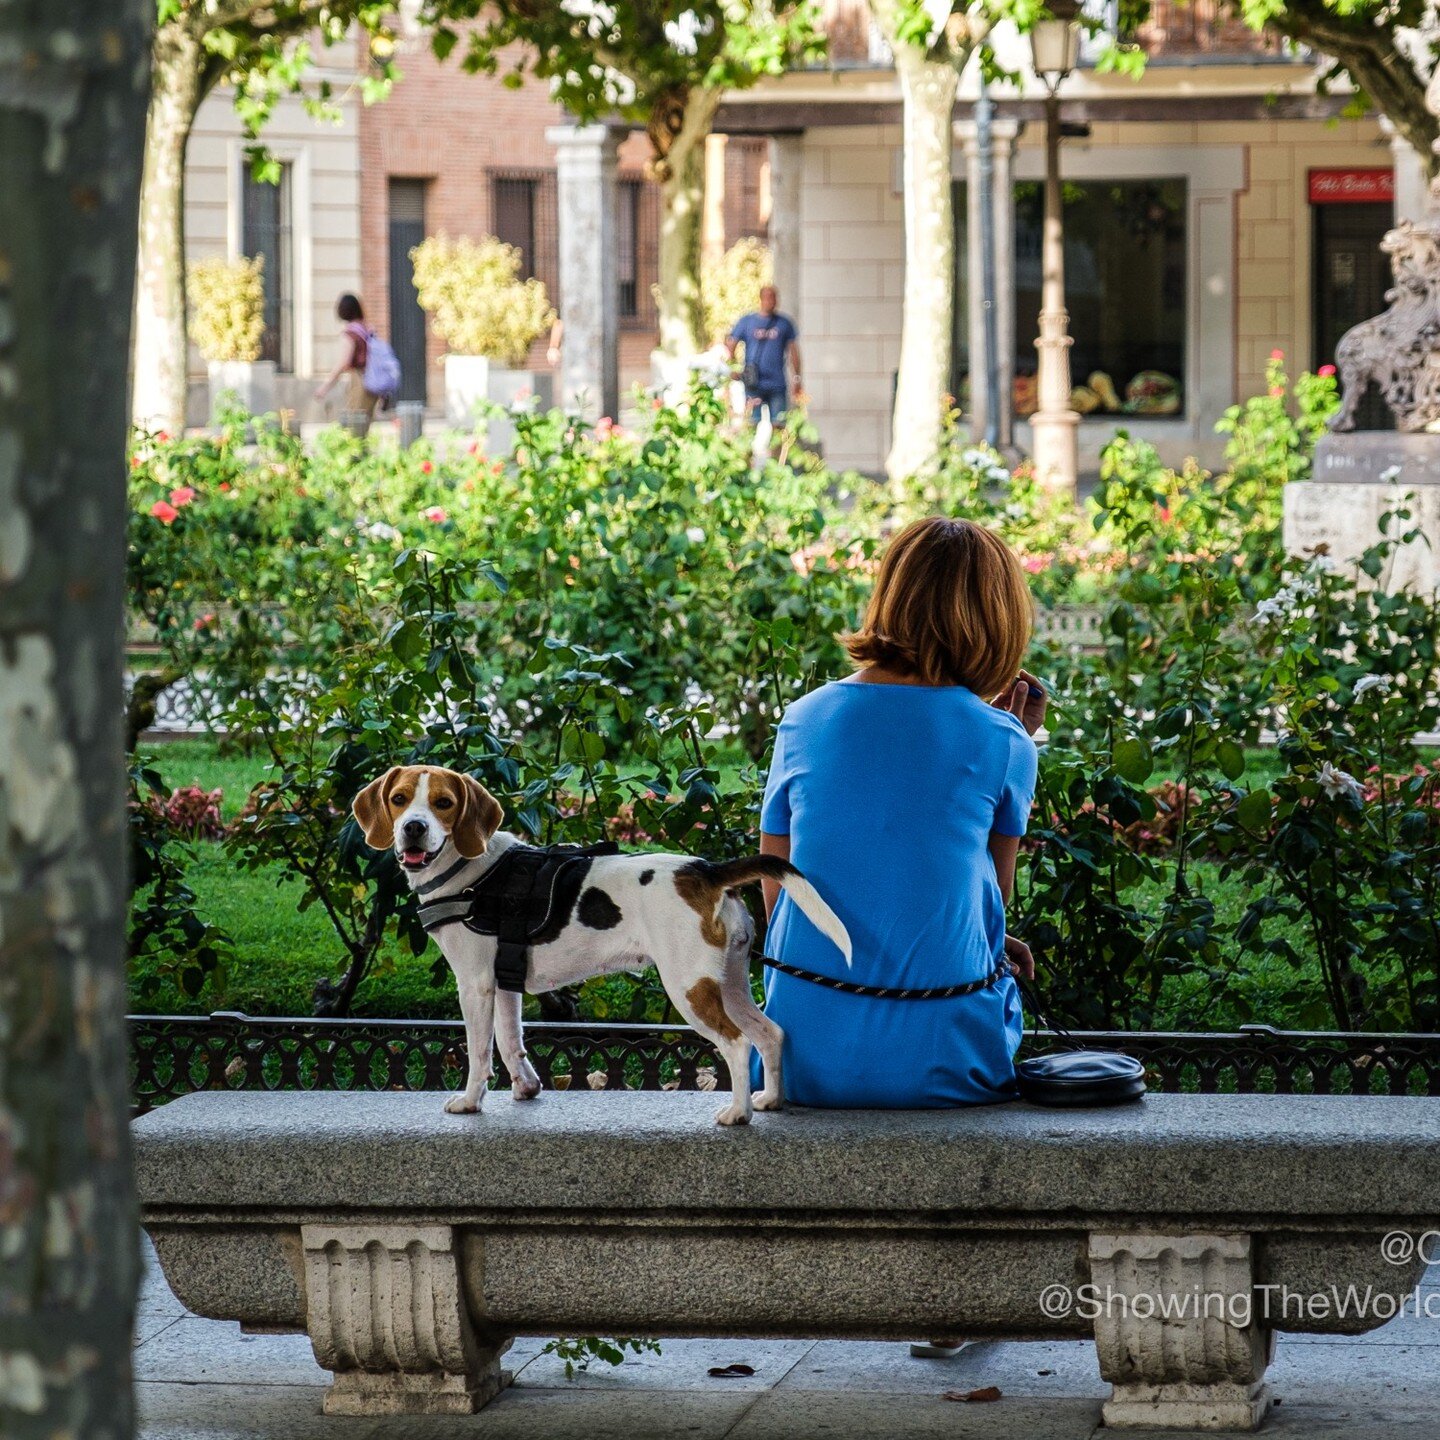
[843,516,1033,697]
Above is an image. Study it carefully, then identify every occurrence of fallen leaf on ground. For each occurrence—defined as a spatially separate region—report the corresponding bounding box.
[708,1364,756,1378]
[943,1386,1003,1403]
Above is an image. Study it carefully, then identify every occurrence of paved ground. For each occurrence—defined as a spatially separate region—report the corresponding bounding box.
[136,1240,1440,1440]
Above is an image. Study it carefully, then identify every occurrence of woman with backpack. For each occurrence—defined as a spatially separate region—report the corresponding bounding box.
[313,293,401,424]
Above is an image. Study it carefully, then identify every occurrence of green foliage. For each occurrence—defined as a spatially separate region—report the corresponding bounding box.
[186,255,266,363]
[409,233,555,363]
[128,759,234,1007]
[540,1336,662,1380]
[425,0,827,134]
[126,368,1440,1032]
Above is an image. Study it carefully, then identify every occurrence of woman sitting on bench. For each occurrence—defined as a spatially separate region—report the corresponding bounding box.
[756,515,1045,1111]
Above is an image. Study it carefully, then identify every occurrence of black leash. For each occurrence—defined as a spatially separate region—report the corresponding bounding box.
[760,955,1010,1002]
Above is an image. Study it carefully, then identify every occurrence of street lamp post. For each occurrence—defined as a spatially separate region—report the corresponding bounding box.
[1029,1,1081,497]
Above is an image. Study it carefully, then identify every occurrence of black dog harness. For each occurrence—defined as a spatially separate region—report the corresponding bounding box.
[416,841,619,993]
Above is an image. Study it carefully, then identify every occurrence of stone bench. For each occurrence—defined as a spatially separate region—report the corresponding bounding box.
[133,1090,1440,1431]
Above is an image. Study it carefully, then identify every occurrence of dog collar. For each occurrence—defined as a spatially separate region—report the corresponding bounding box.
[414,853,475,896]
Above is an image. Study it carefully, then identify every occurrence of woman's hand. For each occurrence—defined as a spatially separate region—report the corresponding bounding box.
[994,670,1048,736]
[1003,933,1035,981]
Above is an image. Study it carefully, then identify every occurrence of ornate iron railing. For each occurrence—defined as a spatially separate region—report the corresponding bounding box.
[128,1012,1440,1115]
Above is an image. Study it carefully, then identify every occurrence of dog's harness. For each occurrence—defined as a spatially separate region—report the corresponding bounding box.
[417,841,620,993]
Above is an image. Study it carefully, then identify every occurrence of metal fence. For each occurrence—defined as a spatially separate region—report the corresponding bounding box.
[129,1012,1440,1115]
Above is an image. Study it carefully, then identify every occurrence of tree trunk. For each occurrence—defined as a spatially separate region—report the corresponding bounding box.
[885,49,960,485]
[653,86,722,359]
[132,19,203,433]
[0,1,153,1435]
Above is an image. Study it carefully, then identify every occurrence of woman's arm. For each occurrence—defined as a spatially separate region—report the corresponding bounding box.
[988,831,1020,903]
[759,830,791,920]
[314,333,359,401]
[989,832,1035,978]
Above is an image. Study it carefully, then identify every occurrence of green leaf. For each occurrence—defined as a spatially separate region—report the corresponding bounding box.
[1236,790,1272,831]
[1217,738,1246,781]
[1112,737,1153,783]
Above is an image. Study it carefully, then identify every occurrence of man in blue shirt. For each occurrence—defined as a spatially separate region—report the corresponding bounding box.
[725,285,803,432]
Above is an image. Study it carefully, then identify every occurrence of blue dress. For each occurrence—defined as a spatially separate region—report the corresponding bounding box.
[755,677,1038,1108]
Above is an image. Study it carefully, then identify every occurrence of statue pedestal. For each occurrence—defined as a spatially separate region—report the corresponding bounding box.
[1283,433,1440,594]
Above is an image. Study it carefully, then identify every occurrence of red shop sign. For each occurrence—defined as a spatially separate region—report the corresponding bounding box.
[1308,168,1394,204]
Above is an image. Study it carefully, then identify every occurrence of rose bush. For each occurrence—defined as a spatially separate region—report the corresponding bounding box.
[127,371,1440,1029]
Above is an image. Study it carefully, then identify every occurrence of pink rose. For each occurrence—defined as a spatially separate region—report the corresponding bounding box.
[1270,348,1284,361]
[169,486,196,507]
[422,506,448,524]
[150,500,178,524]
[420,461,434,475]
[1318,364,1336,377]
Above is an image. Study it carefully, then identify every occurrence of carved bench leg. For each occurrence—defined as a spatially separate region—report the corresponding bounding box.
[1089,1233,1274,1432]
[301,1223,510,1415]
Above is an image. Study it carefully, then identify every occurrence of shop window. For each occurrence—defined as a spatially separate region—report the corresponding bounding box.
[1013,177,1187,418]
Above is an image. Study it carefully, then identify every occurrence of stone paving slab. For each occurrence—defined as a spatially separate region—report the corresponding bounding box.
[515,1336,816,1391]
[723,1391,1103,1439]
[777,1337,1108,1397]
[131,1238,1440,1440]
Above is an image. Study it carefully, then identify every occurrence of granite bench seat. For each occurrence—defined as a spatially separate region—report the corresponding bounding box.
[133,1090,1440,1431]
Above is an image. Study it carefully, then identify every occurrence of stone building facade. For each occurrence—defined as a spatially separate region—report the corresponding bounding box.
[179,1,1415,471]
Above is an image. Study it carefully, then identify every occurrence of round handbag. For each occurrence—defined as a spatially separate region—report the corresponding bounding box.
[1014,975,1147,1108]
[1014,1048,1147,1107]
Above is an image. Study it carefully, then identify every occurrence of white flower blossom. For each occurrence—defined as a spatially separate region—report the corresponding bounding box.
[1254,596,1287,623]
[686,526,705,544]
[364,520,400,542]
[663,9,710,54]
[1379,464,1402,484]
[1316,761,1365,803]
[1353,674,1393,699]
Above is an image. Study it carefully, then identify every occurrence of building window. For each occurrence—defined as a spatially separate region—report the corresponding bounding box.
[617,175,659,331]
[1013,177,1187,417]
[240,163,293,373]
[490,169,559,308]
[388,177,428,406]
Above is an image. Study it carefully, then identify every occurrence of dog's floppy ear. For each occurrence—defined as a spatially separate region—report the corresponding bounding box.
[353,768,402,850]
[452,774,503,859]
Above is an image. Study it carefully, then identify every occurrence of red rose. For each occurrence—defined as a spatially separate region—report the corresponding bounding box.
[421,461,434,474]
[150,500,179,524]
[1318,364,1336,377]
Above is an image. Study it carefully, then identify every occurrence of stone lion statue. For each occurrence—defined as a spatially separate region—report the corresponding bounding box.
[1329,221,1440,432]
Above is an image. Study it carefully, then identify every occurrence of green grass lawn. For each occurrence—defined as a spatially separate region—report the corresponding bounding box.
[130,737,1416,1028]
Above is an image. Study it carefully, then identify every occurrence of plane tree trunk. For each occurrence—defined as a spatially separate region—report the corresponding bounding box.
[0,1,153,1434]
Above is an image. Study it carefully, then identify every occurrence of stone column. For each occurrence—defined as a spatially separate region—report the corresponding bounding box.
[768,133,804,319]
[991,119,1020,449]
[1089,1232,1274,1431]
[703,133,729,268]
[549,124,621,421]
[1383,118,1431,222]
[959,117,1021,446]
[302,1223,511,1415]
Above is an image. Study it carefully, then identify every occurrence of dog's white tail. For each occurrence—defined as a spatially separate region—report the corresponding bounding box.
[691,856,852,966]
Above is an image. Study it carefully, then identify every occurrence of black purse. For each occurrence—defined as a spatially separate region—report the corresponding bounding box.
[1013,975,1147,1107]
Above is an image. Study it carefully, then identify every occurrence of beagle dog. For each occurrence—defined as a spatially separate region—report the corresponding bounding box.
[353,765,851,1126]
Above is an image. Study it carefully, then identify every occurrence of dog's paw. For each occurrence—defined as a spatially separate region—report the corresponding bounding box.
[751,1091,783,1113]
[443,1093,483,1115]
[512,1075,542,1102]
[714,1104,752,1127]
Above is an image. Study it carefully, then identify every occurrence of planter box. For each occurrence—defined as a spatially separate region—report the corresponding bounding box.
[443,355,553,455]
[207,360,277,423]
